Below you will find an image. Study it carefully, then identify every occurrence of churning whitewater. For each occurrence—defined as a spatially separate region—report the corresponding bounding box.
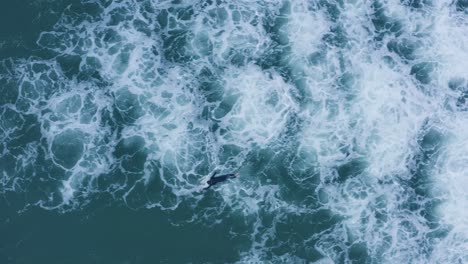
[0,0,467,263]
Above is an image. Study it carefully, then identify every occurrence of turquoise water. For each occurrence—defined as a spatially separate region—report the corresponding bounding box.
[1,0,467,263]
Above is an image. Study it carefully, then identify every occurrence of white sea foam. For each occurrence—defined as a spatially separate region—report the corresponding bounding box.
[1,0,468,262]
[290,1,465,263]
[429,113,468,263]
[216,65,297,149]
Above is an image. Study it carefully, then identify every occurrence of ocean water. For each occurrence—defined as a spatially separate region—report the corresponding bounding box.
[0,0,467,263]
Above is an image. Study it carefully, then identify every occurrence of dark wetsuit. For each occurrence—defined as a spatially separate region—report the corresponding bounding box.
[204,172,237,189]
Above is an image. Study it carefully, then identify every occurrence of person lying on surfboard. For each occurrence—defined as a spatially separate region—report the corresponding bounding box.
[204,171,240,190]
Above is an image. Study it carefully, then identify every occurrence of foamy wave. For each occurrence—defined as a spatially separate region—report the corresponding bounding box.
[1,0,467,262]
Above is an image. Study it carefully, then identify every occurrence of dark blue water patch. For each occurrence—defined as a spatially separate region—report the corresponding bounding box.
[333,158,368,184]
[156,8,170,29]
[56,54,82,79]
[219,144,243,164]
[456,0,468,12]
[51,129,85,169]
[257,3,292,68]
[456,95,468,111]
[0,62,20,105]
[242,148,276,176]
[302,210,350,263]
[114,135,148,174]
[261,55,311,107]
[0,1,39,37]
[112,88,144,125]
[0,201,248,263]
[256,45,289,73]
[261,3,290,53]
[336,72,357,100]
[318,0,343,22]
[34,74,62,101]
[36,32,67,55]
[92,167,154,209]
[136,166,182,209]
[2,115,41,156]
[71,1,104,18]
[16,61,66,101]
[207,4,231,26]
[133,19,153,37]
[410,62,436,85]
[270,210,340,262]
[385,57,403,74]
[370,1,404,41]
[79,56,101,74]
[116,44,135,74]
[114,136,146,158]
[243,144,321,208]
[172,3,196,21]
[307,50,327,67]
[387,38,420,61]
[262,1,290,46]
[156,5,200,63]
[347,242,369,263]
[107,6,135,27]
[401,0,433,9]
[124,150,203,210]
[98,105,119,138]
[121,148,148,173]
[323,25,348,48]
[287,69,313,96]
[227,50,250,67]
[118,173,163,208]
[0,107,24,136]
[447,77,468,111]
[20,80,40,103]
[197,68,232,121]
[0,153,18,183]
[1,142,68,208]
[97,28,123,48]
[404,121,447,250]
[201,105,214,123]
[213,95,238,119]
[77,57,111,88]
[161,29,195,63]
[448,77,466,91]
[53,1,105,30]
[0,0,80,59]
[409,123,443,196]
[197,67,225,103]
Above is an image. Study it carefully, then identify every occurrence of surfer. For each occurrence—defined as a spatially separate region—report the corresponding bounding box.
[204,171,240,190]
